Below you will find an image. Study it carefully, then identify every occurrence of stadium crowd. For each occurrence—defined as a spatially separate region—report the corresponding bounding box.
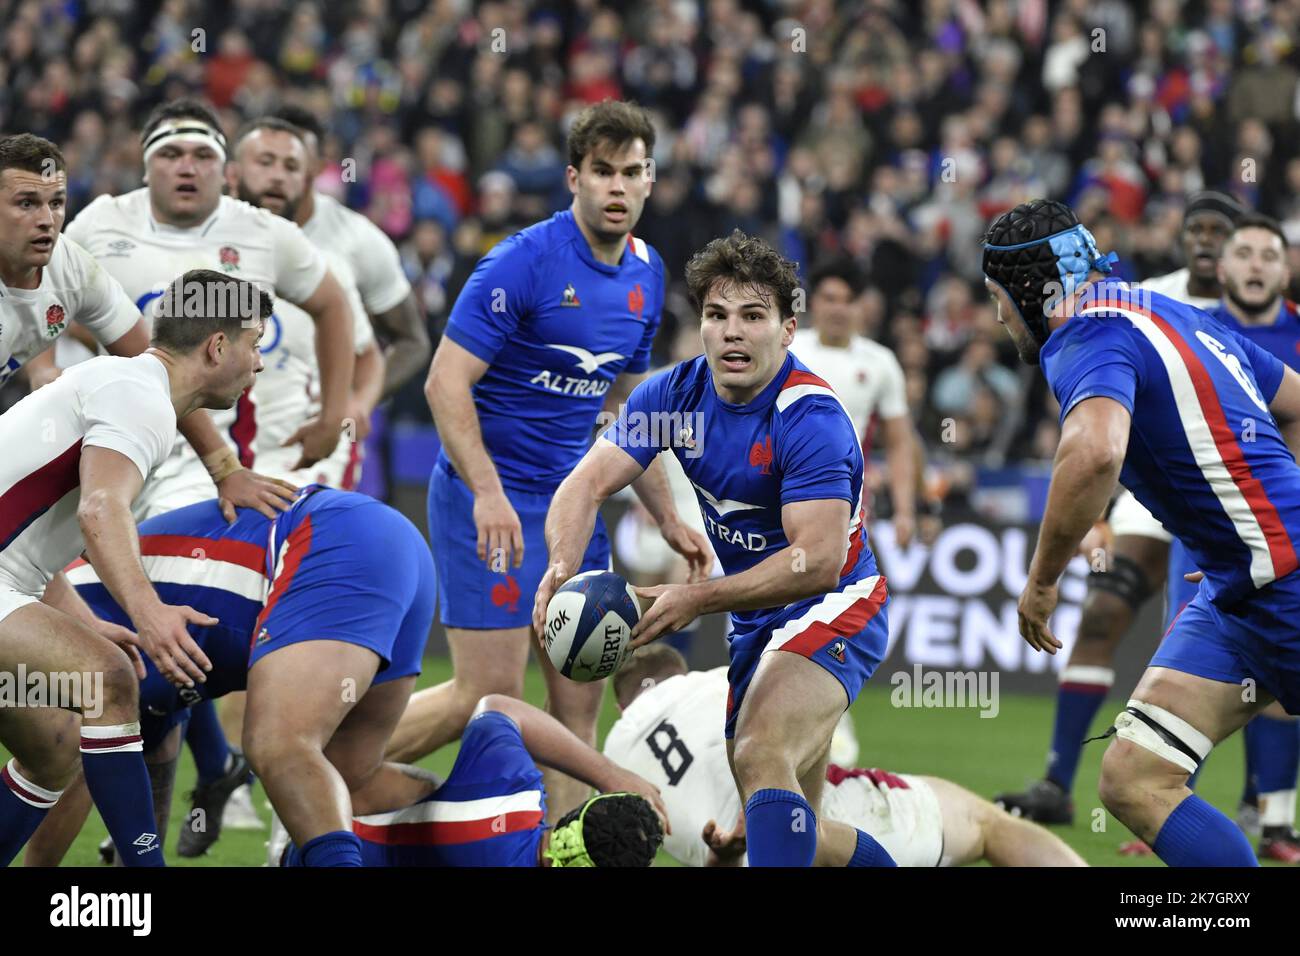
[5,0,1300,496]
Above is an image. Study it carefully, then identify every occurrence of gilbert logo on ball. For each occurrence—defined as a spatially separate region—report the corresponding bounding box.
[544,571,641,682]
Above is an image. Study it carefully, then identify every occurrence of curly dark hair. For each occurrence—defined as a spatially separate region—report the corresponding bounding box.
[685,229,801,319]
[981,198,1082,341]
[556,793,663,867]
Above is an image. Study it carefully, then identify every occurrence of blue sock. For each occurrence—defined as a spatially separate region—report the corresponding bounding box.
[299,830,363,867]
[1152,795,1259,866]
[185,699,232,786]
[745,788,817,867]
[0,760,61,866]
[80,724,165,867]
[1045,669,1113,790]
[847,827,897,867]
[1248,715,1299,796]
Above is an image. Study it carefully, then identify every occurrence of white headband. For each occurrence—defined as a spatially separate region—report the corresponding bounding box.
[142,119,228,166]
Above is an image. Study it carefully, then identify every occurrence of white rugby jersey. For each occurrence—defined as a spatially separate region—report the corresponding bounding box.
[302,192,411,316]
[0,235,138,387]
[790,329,908,441]
[252,246,373,484]
[0,353,174,595]
[65,189,329,467]
[603,668,740,868]
[1138,267,1219,310]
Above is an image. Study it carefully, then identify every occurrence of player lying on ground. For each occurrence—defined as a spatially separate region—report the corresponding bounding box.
[22,486,436,867]
[267,695,667,867]
[0,270,270,867]
[604,646,1085,867]
[983,198,1300,866]
[534,230,897,867]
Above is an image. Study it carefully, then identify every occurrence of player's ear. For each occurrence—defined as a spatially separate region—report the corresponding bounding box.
[223,162,239,195]
[781,315,796,346]
[205,330,227,365]
[565,164,579,196]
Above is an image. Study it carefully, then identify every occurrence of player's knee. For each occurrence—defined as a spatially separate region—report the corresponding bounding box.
[1098,740,1147,817]
[1076,588,1131,647]
[731,733,794,796]
[92,653,139,719]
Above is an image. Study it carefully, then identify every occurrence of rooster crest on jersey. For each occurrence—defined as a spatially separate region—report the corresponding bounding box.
[544,571,641,683]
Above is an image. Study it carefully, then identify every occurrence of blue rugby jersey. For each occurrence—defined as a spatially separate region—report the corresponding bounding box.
[354,710,547,866]
[601,351,876,630]
[1043,279,1300,608]
[440,210,663,492]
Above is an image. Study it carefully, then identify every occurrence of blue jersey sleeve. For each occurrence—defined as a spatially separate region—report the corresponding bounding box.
[443,711,541,796]
[624,253,664,374]
[599,366,672,469]
[1228,328,1287,404]
[1047,319,1142,424]
[443,235,536,365]
[776,401,859,507]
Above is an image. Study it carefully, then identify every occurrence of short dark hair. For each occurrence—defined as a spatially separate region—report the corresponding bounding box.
[268,104,325,151]
[807,256,866,299]
[232,116,309,155]
[1231,212,1289,249]
[612,644,688,709]
[567,99,656,171]
[556,794,663,867]
[685,229,801,318]
[141,98,226,145]
[151,269,272,353]
[0,133,67,179]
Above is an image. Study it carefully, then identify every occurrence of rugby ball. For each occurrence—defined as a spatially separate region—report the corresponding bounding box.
[543,571,641,682]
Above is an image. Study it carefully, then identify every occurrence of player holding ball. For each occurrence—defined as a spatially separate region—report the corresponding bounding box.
[534,230,897,867]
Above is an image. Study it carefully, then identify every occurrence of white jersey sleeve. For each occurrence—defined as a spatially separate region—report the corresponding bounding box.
[60,235,140,347]
[868,341,909,420]
[266,213,328,306]
[602,668,741,867]
[349,213,411,315]
[81,358,177,482]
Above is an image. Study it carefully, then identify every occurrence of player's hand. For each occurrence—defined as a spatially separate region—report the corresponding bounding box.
[474,489,523,571]
[1018,578,1062,654]
[702,817,747,864]
[1076,520,1113,570]
[133,603,217,688]
[342,398,373,443]
[532,562,570,645]
[629,584,701,650]
[281,415,344,469]
[603,767,671,835]
[892,511,916,549]
[658,519,714,583]
[216,468,299,522]
[89,618,146,681]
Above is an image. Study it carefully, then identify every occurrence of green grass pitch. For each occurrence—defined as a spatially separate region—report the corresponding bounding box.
[2,656,1268,867]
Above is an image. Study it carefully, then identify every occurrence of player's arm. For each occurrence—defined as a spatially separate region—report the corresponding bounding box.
[40,572,145,678]
[703,809,747,867]
[283,268,356,468]
[345,340,385,442]
[879,413,918,547]
[1265,364,1300,458]
[173,408,299,523]
[368,291,430,398]
[473,695,669,830]
[630,497,853,648]
[1020,396,1130,654]
[78,446,217,687]
[425,336,525,564]
[531,438,649,636]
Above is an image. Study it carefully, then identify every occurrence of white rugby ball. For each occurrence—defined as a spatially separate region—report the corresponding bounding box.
[543,571,642,682]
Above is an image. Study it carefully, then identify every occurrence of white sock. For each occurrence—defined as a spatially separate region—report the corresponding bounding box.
[1260,789,1297,829]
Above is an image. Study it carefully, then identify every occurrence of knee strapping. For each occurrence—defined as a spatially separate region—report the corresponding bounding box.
[1111,700,1213,775]
[1086,555,1152,610]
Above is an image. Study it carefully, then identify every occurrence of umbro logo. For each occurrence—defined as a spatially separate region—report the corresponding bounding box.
[105,239,136,257]
[132,832,159,850]
[561,282,581,307]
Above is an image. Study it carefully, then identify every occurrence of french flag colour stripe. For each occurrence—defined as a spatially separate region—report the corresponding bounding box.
[352,790,544,846]
[1080,302,1298,586]
[0,439,82,552]
[765,574,888,658]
